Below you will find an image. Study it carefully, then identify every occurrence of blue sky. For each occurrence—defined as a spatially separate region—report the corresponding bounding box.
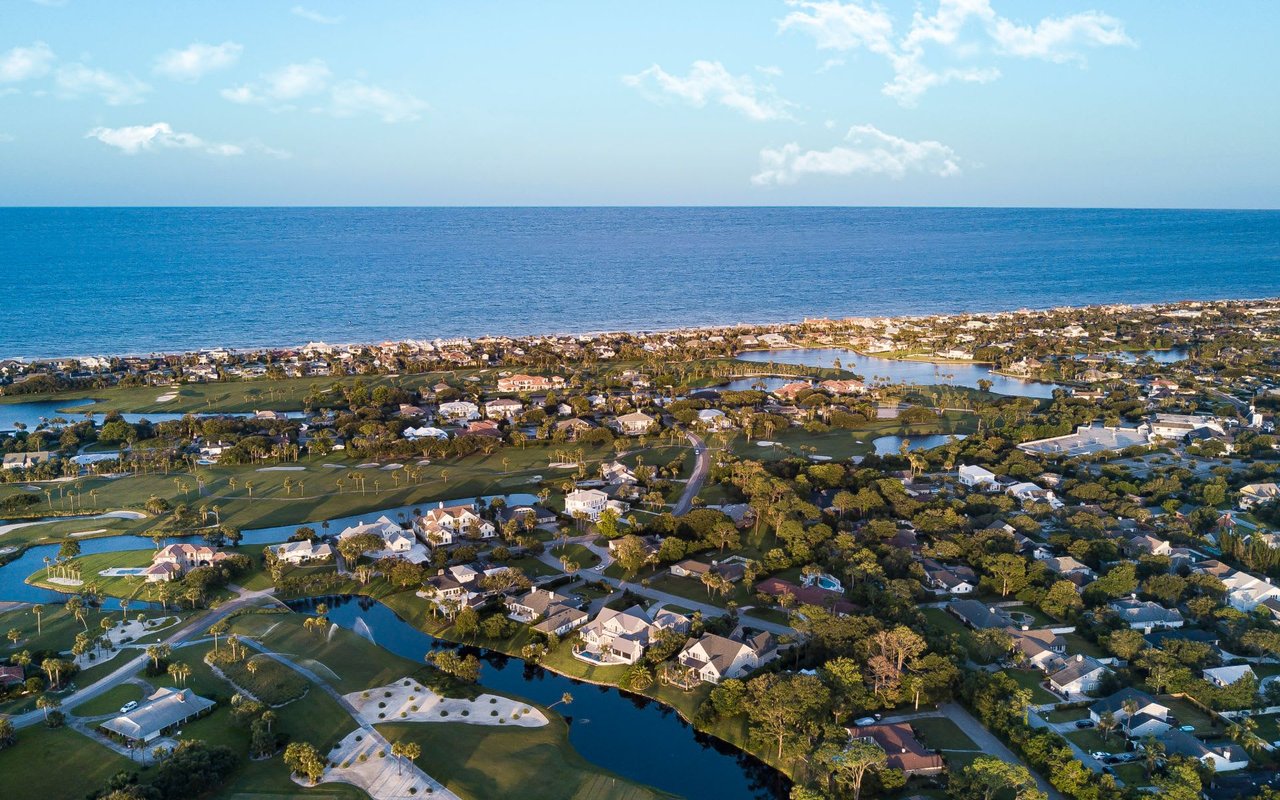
[1,0,1277,207]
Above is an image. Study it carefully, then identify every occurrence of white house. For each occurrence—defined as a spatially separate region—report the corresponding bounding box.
[437,401,480,421]
[676,632,776,684]
[1110,598,1184,632]
[1049,655,1111,697]
[1203,665,1255,688]
[1006,482,1064,509]
[485,398,523,419]
[615,411,656,436]
[403,426,449,441]
[274,539,334,565]
[338,516,421,559]
[696,408,732,431]
[1159,730,1249,772]
[574,605,689,665]
[413,502,495,546]
[1238,482,1280,510]
[958,465,997,489]
[564,488,619,521]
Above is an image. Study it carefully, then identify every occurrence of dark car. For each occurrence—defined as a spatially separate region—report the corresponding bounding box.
[1075,719,1095,728]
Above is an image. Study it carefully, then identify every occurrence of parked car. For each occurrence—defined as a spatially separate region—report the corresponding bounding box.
[854,717,877,726]
[119,700,138,713]
[1179,725,1195,732]
[1075,719,1095,729]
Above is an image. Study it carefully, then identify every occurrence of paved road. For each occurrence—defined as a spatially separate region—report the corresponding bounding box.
[13,585,280,729]
[672,432,709,516]
[1029,708,1110,778]
[883,703,1067,800]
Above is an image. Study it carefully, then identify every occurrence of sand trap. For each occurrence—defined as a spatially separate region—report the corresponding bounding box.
[257,466,306,472]
[416,459,432,465]
[48,577,84,586]
[356,463,380,469]
[155,393,178,403]
[300,728,459,800]
[71,529,107,537]
[344,678,547,728]
[756,441,779,447]
[380,463,404,470]
[322,463,346,468]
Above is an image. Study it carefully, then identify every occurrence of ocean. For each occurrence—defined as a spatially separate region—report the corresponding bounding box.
[1,207,1277,359]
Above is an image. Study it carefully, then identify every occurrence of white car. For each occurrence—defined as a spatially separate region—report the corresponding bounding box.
[119,700,138,713]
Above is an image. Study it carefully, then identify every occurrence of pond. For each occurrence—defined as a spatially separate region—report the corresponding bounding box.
[736,348,1059,398]
[872,434,967,456]
[0,397,304,432]
[304,595,789,800]
[0,494,542,605]
[1074,347,1189,364]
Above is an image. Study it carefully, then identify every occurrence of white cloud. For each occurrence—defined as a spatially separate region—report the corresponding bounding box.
[0,41,55,83]
[154,41,243,81]
[816,57,845,74]
[0,133,14,143]
[780,0,1133,105]
[623,60,794,122]
[222,59,331,105]
[85,122,242,155]
[56,64,150,105]
[756,65,784,77]
[291,5,343,25]
[752,124,961,185]
[328,80,426,123]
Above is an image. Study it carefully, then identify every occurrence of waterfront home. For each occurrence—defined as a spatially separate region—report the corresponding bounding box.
[99,687,215,745]
[419,569,470,611]
[817,378,866,395]
[413,502,495,546]
[614,411,656,436]
[437,401,480,422]
[274,539,334,565]
[465,419,502,437]
[696,408,732,431]
[1159,729,1249,772]
[845,723,944,776]
[676,631,776,684]
[506,588,576,623]
[958,464,997,489]
[1203,665,1255,688]
[497,373,563,393]
[1109,598,1184,631]
[144,543,230,582]
[1049,655,1111,697]
[1089,689,1172,736]
[772,381,811,401]
[574,605,689,665]
[484,398,523,419]
[338,516,419,557]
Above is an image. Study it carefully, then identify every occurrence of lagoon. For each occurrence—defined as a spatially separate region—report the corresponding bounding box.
[736,348,1060,398]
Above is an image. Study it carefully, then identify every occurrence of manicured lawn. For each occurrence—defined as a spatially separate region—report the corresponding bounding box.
[1002,668,1060,705]
[743,606,791,626]
[910,716,978,751]
[1043,705,1089,724]
[26,548,155,600]
[726,412,976,462]
[74,682,144,716]
[647,572,751,608]
[1062,632,1107,659]
[0,513,147,550]
[1157,694,1218,735]
[1066,728,1127,754]
[920,607,980,656]
[0,724,134,800]
[379,718,678,800]
[1112,763,1149,786]
[209,650,310,705]
[549,543,600,569]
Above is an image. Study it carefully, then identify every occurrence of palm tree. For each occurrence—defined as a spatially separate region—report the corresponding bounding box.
[31,605,43,635]
[549,692,573,709]
[1141,735,1164,777]
[208,620,228,653]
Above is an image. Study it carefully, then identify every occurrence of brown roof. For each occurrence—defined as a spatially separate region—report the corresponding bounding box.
[847,723,944,774]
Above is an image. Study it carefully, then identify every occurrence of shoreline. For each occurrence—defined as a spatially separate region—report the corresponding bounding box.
[5,295,1276,364]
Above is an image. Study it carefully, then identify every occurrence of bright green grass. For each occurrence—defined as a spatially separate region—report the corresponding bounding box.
[26,548,155,600]
[726,412,976,462]
[74,682,145,717]
[1002,668,1060,705]
[550,543,600,569]
[1066,728,1127,754]
[0,723,134,800]
[379,718,679,800]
